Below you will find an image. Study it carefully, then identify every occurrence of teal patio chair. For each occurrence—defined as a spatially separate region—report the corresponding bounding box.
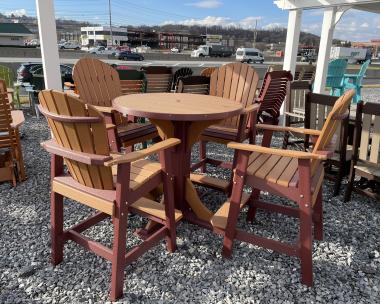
[342,60,370,103]
[326,59,347,97]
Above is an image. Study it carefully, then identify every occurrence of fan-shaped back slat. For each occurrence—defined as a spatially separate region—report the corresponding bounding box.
[39,90,113,190]
[209,63,259,128]
[73,58,122,107]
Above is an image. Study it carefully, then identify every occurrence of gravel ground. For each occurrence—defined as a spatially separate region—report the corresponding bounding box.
[1,91,380,303]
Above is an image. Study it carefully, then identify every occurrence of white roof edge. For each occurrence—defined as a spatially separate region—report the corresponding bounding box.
[274,0,380,10]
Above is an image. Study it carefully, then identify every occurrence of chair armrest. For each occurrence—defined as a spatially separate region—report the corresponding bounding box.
[106,123,116,130]
[243,103,260,114]
[105,138,181,166]
[93,105,115,114]
[227,142,328,160]
[343,74,358,78]
[41,139,112,165]
[256,124,322,136]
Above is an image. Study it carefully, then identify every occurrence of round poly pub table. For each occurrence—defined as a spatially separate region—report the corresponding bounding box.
[113,93,243,228]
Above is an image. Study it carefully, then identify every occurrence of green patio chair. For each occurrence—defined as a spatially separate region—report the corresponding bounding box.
[0,65,20,108]
[326,59,347,97]
[342,60,370,104]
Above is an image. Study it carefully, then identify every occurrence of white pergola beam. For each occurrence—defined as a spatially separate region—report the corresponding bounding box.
[313,7,337,94]
[283,9,303,75]
[36,0,62,90]
[274,0,380,10]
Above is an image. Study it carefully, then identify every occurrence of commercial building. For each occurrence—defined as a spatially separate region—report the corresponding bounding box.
[81,26,128,47]
[0,23,34,46]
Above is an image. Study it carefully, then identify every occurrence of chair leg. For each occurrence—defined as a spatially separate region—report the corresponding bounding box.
[246,189,260,222]
[110,210,128,301]
[313,190,323,241]
[299,200,313,286]
[344,175,354,203]
[333,164,344,196]
[51,191,64,265]
[163,173,177,253]
[199,141,207,173]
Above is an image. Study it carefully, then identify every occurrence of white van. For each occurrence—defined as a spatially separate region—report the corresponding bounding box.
[236,48,264,63]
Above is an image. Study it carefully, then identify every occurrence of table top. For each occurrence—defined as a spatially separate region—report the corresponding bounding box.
[113,93,243,121]
[11,110,25,128]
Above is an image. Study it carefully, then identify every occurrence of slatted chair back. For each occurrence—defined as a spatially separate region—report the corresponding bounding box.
[284,80,312,125]
[311,89,354,173]
[297,65,316,82]
[142,66,172,93]
[171,67,193,91]
[0,80,11,104]
[256,70,293,122]
[176,76,210,95]
[117,69,147,95]
[326,59,347,89]
[38,90,114,190]
[209,62,259,129]
[356,102,380,165]
[73,57,122,107]
[0,92,14,147]
[200,67,216,78]
[356,60,370,84]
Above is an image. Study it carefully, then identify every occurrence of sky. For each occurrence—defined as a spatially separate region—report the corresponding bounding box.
[0,0,380,41]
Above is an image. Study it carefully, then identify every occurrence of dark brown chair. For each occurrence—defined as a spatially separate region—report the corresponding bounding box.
[344,101,380,202]
[175,76,210,95]
[214,89,354,287]
[284,92,351,196]
[39,90,182,301]
[171,67,193,91]
[141,66,172,93]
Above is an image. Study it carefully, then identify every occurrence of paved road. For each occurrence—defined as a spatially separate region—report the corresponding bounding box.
[0,56,278,68]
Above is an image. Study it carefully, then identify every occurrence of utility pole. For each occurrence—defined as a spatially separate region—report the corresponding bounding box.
[108,0,113,46]
[253,19,258,47]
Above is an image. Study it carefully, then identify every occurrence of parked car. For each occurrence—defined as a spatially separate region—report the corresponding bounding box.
[59,41,81,50]
[171,47,180,53]
[88,46,118,55]
[17,63,73,85]
[235,47,264,63]
[118,51,144,61]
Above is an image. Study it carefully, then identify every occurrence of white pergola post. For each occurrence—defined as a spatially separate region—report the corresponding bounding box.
[283,9,303,75]
[313,7,337,94]
[36,0,62,90]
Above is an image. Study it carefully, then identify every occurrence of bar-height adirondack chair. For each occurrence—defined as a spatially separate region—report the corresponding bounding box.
[255,70,293,147]
[73,58,157,152]
[0,93,17,186]
[38,90,182,301]
[326,59,348,96]
[175,75,210,95]
[141,66,172,93]
[342,60,370,104]
[171,67,193,91]
[213,89,354,286]
[191,63,260,192]
[344,101,380,202]
[0,80,26,181]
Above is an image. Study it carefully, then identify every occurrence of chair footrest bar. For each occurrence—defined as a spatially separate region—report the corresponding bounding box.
[125,226,167,265]
[190,173,230,192]
[70,212,109,234]
[235,229,299,257]
[64,229,113,261]
[130,197,183,222]
[211,192,251,229]
[254,200,299,218]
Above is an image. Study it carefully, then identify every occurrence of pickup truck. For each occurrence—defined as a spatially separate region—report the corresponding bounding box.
[88,46,118,56]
